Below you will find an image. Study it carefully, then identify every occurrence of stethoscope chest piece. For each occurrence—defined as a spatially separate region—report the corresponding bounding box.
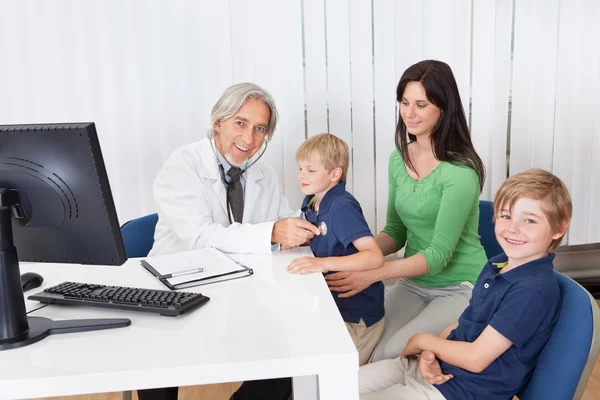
[318,221,327,236]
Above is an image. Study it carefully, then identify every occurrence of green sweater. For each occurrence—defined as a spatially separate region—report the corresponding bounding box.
[382,150,487,287]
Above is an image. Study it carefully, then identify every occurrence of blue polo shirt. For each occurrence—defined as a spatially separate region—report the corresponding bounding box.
[301,182,384,327]
[436,253,560,400]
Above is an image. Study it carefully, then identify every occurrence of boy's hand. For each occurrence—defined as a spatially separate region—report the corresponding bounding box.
[419,350,453,385]
[287,256,329,274]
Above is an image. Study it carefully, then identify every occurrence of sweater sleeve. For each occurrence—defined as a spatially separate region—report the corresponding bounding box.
[419,165,480,275]
[381,151,408,251]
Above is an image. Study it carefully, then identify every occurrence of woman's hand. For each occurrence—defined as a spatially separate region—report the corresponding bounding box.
[325,270,375,298]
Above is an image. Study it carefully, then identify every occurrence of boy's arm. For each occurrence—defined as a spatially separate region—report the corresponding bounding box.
[406,284,553,374]
[287,236,384,274]
[415,322,458,385]
[440,322,459,339]
[403,325,513,374]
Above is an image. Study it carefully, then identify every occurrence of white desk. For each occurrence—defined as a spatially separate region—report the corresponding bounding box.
[0,247,359,400]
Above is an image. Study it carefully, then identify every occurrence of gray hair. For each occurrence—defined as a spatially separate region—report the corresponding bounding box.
[209,83,278,141]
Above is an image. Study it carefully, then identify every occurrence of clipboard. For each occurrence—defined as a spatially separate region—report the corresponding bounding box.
[140,247,253,290]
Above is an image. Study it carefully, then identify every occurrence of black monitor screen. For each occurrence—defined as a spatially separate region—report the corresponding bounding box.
[0,123,126,265]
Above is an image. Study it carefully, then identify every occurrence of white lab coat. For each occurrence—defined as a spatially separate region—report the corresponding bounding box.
[149,137,294,256]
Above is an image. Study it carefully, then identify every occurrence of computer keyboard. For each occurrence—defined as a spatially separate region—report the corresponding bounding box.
[28,281,210,316]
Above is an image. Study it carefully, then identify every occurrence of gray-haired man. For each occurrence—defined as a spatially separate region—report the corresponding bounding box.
[150,82,318,257]
[139,83,317,400]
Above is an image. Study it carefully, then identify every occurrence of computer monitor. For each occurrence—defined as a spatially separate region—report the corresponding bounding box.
[0,122,130,351]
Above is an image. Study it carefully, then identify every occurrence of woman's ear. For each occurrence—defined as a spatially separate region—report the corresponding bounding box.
[214,120,222,133]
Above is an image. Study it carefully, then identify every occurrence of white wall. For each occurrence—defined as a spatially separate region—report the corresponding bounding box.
[0,0,599,244]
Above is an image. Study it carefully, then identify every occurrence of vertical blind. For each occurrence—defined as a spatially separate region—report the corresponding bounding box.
[0,0,598,244]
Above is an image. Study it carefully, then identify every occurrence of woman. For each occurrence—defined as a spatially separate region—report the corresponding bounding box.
[326,59,488,362]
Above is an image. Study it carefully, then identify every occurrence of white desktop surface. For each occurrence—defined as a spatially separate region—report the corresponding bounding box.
[0,247,359,400]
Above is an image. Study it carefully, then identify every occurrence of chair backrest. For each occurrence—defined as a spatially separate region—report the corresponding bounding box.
[518,271,600,400]
[478,200,503,259]
[120,213,159,258]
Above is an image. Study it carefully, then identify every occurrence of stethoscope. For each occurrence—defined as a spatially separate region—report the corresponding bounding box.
[209,136,268,224]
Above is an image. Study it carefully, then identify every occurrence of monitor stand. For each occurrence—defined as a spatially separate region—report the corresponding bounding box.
[0,189,130,351]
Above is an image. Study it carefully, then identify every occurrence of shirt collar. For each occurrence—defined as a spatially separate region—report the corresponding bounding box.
[301,181,346,216]
[487,252,555,282]
[215,148,231,172]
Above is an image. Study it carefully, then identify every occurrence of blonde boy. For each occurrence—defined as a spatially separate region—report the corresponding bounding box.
[288,133,385,366]
[359,168,572,400]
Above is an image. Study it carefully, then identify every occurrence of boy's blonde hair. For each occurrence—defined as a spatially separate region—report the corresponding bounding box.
[493,168,572,252]
[296,133,349,182]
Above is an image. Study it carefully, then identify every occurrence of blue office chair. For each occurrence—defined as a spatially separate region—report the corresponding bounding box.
[120,213,159,258]
[478,200,503,259]
[517,272,600,400]
[120,213,159,400]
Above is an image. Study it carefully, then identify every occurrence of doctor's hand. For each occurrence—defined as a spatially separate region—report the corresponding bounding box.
[325,270,375,298]
[287,256,328,274]
[419,350,453,385]
[272,217,319,249]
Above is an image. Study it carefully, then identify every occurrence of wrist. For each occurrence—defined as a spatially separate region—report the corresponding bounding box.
[323,257,332,273]
[271,220,280,243]
[417,333,434,355]
[419,333,436,352]
[373,263,387,282]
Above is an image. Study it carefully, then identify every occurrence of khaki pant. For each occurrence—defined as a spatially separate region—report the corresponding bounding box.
[359,357,446,400]
[346,317,385,366]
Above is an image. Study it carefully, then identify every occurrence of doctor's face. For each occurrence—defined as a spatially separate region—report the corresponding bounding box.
[214,98,270,167]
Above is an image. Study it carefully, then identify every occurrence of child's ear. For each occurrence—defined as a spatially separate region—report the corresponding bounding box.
[551,221,570,240]
[331,167,342,181]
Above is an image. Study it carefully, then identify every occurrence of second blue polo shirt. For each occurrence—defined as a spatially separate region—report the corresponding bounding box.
[437,253,560,400]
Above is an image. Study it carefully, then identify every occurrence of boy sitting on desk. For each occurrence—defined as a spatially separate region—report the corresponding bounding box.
[359,168,573,400]
[288,133,385,366]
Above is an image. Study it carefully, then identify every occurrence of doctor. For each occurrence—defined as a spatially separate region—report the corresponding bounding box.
[148,82,319,257]
[139,84,319,400]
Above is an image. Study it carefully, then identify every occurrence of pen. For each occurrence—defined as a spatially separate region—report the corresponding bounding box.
[157,267,204,279]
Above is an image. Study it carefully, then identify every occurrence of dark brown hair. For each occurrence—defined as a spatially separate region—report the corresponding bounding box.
[395,60,485,190]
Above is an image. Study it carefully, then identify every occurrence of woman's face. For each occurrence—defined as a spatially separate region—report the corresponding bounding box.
[400,81,442,139]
